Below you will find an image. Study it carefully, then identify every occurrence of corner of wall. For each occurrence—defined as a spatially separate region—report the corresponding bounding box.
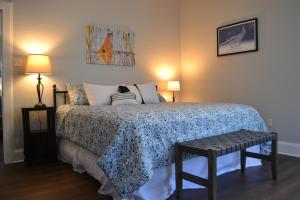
[1,0,17,164]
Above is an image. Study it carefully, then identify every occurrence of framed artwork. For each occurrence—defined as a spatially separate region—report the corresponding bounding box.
[86,25,135,66]
[217,18,258,56]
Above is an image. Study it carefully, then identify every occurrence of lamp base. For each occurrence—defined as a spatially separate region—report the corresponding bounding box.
[172,91,176,103]
[34,102,46,108]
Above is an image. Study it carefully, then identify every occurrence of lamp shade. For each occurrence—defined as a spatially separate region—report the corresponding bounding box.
[167,81,180,91]
[25,54,52,74]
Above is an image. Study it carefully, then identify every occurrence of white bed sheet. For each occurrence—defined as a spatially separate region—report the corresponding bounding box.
[58,139,261,200]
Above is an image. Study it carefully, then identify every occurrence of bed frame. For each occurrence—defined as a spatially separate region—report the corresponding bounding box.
[53,84,68,110]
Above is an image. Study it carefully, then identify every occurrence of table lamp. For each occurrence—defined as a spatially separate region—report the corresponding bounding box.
[25,54,52,107]
[167,81,180,102]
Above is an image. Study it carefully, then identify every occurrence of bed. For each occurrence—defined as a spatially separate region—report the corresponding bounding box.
[53,85,268,200]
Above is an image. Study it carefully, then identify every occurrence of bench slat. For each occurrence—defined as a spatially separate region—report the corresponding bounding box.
[178,130,274,157]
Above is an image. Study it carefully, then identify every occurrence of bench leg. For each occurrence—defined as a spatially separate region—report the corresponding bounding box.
[271,133,278,180]
[175,144,183,199]
[240,149,246,175]
[208,150,217,200]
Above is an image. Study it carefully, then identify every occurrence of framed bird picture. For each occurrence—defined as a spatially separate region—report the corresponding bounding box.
[217,18,258,56]
[86,25,135,66]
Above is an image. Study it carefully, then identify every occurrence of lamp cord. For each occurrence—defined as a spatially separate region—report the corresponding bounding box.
[37,111,42,131]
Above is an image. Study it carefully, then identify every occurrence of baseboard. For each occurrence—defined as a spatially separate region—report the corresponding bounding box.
[12,148,24,163]
[278,141,300,158]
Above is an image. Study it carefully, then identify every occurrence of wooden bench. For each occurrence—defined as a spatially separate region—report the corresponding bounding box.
[175,130,277,200]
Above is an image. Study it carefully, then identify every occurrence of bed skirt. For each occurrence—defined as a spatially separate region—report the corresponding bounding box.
[58,139,261,200]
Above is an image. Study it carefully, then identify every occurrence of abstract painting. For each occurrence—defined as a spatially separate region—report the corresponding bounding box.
[217,18,258,56]
[86,25,135,66]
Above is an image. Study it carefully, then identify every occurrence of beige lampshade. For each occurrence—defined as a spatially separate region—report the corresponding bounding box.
[25,54,52,74]
[167,81,180,91]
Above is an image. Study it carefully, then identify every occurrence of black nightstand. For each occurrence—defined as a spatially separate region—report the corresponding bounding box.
[22,107,56,165]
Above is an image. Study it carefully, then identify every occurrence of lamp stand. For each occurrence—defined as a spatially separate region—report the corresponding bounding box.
[35,73,46,107]
[172,91,176,103]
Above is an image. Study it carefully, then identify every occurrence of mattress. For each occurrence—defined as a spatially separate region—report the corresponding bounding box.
[58,139,261,200]
[56,103,268,198]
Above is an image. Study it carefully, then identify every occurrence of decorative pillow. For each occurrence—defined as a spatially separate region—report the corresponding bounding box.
[83,82,118,105]
[136,83,160,104]
[111,92,138,105]
[158,93,166,102]
[66,82,89,105]
[127,85,143,104]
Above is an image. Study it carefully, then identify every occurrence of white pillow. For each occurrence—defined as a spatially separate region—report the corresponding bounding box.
[136,83,160,104]
[127,85,143,104]
[83,82,118,105]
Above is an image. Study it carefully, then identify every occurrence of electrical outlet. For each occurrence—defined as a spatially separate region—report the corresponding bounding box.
[267,118,273,127]
[13,57,24,67]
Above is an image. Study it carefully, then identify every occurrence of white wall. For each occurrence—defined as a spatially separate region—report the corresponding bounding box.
[180,0,300,146]
[11,0,181,162]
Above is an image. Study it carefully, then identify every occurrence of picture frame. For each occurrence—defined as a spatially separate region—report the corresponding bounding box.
[217,18,258,56]
[86,25,136,66]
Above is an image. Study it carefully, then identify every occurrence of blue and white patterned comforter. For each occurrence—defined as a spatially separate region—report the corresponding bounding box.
[56,103,268,197]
